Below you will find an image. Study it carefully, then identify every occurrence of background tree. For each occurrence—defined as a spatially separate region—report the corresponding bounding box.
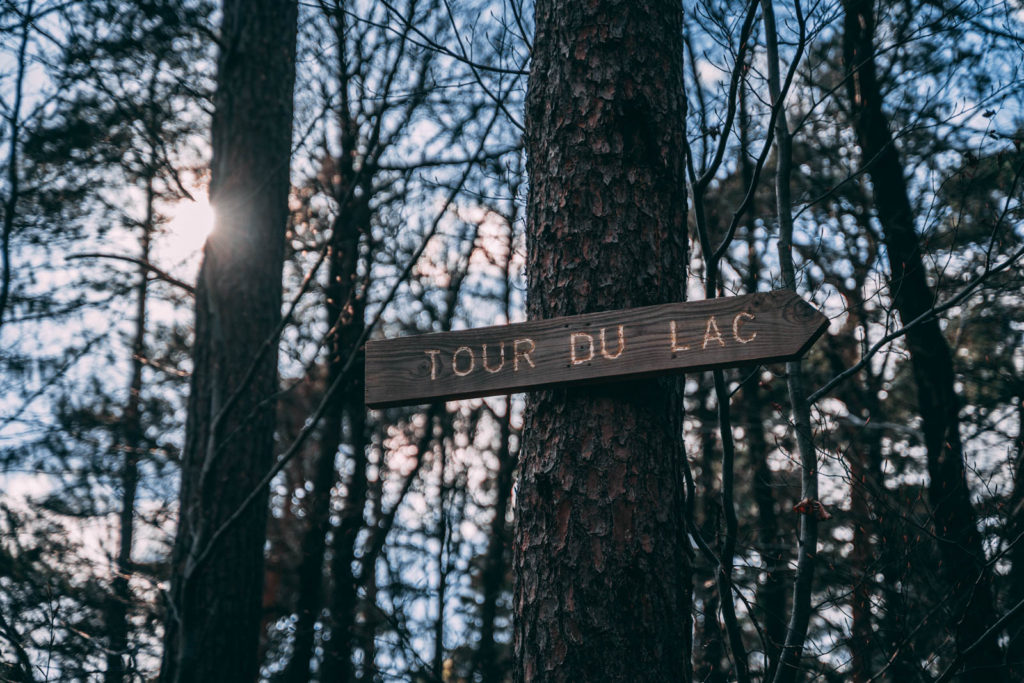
[159,1,298,680]
[841,1,1004,673]
[1,1,208,678]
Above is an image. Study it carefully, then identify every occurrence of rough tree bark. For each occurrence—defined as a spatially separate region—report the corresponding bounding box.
[842,1,1005,679]
[513,0,691,681]
[159,1,298,681]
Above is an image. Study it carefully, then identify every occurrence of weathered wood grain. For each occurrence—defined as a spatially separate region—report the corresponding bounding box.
[365,290,827,407]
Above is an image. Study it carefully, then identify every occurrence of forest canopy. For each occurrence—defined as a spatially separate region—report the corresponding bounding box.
[0,0,1023,681]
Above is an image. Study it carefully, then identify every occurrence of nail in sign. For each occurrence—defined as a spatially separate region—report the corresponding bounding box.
[364,290,827,408]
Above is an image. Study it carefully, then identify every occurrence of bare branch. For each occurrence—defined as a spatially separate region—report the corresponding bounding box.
[65,253,196,295]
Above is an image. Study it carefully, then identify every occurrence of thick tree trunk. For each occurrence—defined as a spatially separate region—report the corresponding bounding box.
[842,2,1005,679]
[513,1,690,680]
[159,2,297,681]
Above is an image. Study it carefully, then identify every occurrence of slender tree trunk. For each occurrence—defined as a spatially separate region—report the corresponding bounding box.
[319,200,371,683]
[474,400,516,683]
[0,0,33,332]
[746,375,787,681]
[473,197,520,683]
[842,2,1005,679]
[761,4,819,682]
[316,5,375,675]
[738,74,787,682]
[432,425,451,682]
[740,335,786,680]
[105,176,154,682]
[322,382,369,683]
[281,151,368,683]
[159,2,298,680]
[277,403,337,683]
[514,0,690,680]
[1007,387,1024,678]
[694,383,727,683]
[829,307,919,682]
[848,442,872,683]
[356,524,380,683]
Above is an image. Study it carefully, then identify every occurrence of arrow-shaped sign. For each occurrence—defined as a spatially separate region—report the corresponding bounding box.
[365,290,827,408]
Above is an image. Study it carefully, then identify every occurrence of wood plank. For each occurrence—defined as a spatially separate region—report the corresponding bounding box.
[365,290,828,408]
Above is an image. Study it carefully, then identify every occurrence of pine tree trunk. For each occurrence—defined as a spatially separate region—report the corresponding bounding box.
[514,1,690,680]
[159,2,297,680]
[842,1,1005,679]
[105,176,154,682]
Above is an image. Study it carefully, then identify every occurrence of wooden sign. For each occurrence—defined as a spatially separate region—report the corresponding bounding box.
[365,290,827,408]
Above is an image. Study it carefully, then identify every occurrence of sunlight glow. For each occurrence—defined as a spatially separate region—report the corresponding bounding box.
[164,193,216,260]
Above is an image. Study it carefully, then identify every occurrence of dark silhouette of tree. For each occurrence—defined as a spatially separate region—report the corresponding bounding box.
[841,1,1006,678]
[0,0,34,332]
[159,1,298,680]
[41,3,212,677]
[0,1,208,678]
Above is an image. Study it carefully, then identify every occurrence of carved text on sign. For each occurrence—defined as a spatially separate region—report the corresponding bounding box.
[424,338,537,380]
[417,313,763,383]
[365,290,828,407]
